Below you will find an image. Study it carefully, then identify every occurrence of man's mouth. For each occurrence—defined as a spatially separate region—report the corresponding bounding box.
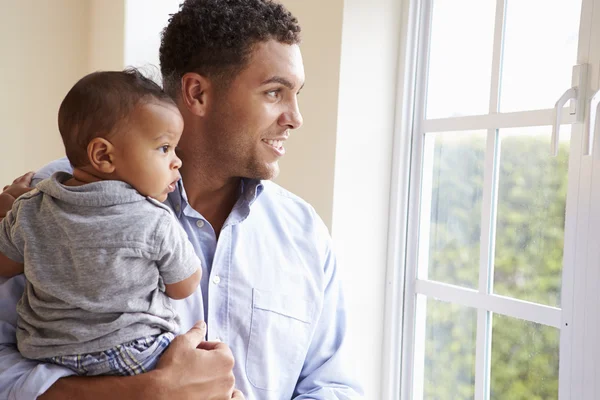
[262,139,286,156]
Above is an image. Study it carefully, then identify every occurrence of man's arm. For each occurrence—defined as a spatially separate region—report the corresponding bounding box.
[40,322,239,400]
[292,231,364,399]
[0,275,76,400]
[0,276,240,400]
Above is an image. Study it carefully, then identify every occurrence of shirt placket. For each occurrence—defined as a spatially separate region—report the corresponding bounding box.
[206,223,232,343]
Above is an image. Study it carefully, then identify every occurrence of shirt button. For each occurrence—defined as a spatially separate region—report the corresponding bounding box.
[175,204,181,212]
[196,220,205,228]
[212,276,221,284]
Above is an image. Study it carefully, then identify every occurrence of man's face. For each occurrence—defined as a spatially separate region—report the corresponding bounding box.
[203,40,305,181]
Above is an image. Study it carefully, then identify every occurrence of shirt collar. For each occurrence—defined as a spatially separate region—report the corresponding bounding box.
[167,178,264,220]
[37,172,145,207]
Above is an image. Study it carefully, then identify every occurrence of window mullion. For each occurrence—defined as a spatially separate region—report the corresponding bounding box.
[474,127,499,400]
[474,0,506,398]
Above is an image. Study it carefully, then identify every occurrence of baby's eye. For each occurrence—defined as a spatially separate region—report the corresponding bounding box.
[160,145,170,153]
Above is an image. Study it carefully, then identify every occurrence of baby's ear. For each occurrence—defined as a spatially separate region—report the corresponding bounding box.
[87,138,116,174]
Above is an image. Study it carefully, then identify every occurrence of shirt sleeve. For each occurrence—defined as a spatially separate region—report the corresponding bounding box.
[0,201,24,264]
[0,276,74,400]
[156,214,202,285]
[31,157,73,186]
[292,220,364,400]
[0,158,80,400]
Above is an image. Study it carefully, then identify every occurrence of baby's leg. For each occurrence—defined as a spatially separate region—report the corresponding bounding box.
[44,332,175,376]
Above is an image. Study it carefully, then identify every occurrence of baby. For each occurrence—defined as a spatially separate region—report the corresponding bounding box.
[0,69,202,376]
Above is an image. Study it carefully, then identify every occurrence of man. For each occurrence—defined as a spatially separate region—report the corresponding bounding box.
[0,0,362,399]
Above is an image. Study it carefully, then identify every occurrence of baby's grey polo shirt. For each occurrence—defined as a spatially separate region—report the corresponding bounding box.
[0,172,201,359]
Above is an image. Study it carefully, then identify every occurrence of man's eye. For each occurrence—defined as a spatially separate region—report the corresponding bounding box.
[160,145,170,153]
[266,90,280,99]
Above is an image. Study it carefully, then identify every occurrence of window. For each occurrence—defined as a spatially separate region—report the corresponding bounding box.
[386,0,600,399]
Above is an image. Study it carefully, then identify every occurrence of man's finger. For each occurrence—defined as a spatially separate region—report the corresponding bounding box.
[197,340,229,351]
[12,172,34,186]
[231,389,245,399]
[182,321,207,348]
[3,186,33,200]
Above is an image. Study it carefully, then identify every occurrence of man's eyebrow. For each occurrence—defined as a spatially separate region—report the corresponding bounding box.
[261,76,304,91]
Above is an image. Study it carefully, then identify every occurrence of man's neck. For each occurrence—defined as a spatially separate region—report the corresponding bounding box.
[180,166,241,237]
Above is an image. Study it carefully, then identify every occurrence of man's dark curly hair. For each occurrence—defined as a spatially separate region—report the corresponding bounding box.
[159,0,301,97]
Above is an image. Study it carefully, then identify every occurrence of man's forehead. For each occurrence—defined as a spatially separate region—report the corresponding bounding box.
[246,40,305,87]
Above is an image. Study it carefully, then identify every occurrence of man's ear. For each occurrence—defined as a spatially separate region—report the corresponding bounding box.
[181,72,212,117]
[87,138,116,174]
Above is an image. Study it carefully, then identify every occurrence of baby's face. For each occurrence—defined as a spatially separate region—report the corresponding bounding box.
[112,102,184,202]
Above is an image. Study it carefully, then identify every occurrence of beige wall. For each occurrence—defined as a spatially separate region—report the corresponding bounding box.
[89,0,125,72]
[275,0,344,230]
[0,1,90,186]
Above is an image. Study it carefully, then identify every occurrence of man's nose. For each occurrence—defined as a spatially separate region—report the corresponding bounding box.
[280,99,303,130]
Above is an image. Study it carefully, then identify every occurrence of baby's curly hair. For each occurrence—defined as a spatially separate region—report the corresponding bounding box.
[159,0,301,97]
[58,69,175,167]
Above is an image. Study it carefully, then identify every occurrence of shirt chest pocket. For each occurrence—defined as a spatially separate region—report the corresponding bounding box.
[246,288,315,392]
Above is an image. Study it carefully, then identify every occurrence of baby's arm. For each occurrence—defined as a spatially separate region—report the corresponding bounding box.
[165,268,201,300]
[157,213,202,300]
[0,252,23,278]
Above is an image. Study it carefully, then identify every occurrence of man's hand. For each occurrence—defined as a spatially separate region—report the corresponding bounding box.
[153,321,238,400]
[0,172,35,219]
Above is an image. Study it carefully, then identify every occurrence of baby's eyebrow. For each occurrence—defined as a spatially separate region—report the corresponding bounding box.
[154,133,175,141]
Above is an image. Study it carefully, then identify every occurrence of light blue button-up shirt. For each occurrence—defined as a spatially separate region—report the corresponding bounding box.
[0,158,363,400]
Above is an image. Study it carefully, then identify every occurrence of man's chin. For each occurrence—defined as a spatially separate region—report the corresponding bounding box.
[244,162,279,181]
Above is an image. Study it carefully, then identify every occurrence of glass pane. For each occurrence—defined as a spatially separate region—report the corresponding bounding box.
[425,0,496,119]
[422,298,477,400]
[493,127,569,306]
[423,132,486,288]
[491,314,559,400]
[499,0,582,112]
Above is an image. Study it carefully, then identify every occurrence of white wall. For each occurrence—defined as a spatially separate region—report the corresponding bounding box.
[332,1,403,398]
[0,1,90,186]
[124,0,181,75]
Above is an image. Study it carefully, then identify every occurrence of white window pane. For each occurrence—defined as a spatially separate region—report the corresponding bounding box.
[499,0,582,112]
[491,314,559,399]
[420,298,477,400]
[493,127,569,307]
[421,132,486,289]
[426,0,496,119]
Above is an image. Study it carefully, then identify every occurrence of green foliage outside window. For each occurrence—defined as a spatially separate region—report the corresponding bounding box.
[423,134,566,400]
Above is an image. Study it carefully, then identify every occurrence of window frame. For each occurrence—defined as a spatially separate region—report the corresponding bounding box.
[382,0,600,399]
